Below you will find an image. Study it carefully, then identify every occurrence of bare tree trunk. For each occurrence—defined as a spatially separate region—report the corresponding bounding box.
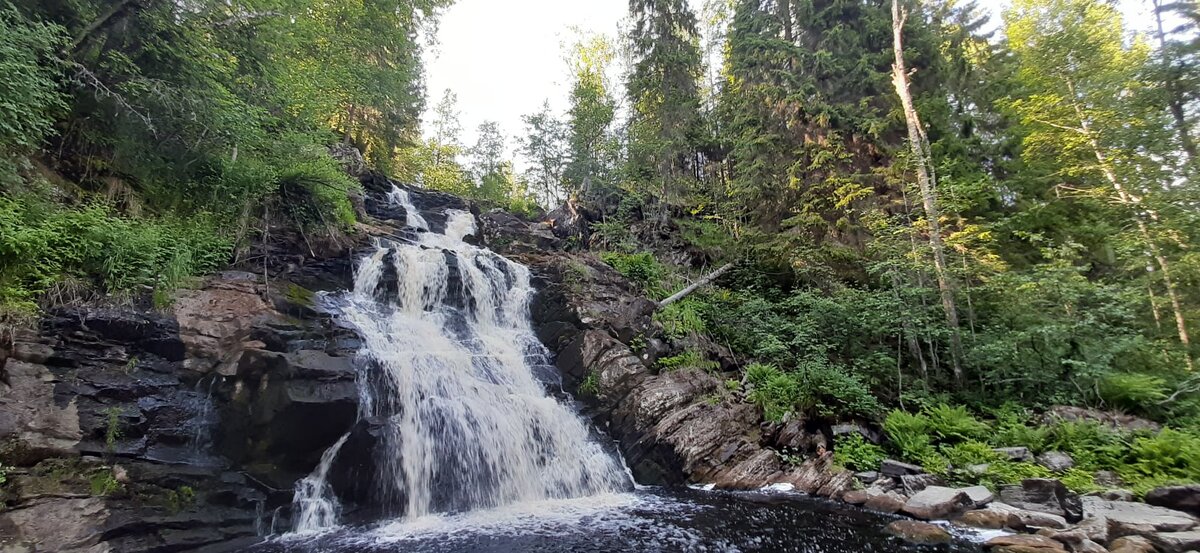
[891,0,965,385]
[657,263,734,309]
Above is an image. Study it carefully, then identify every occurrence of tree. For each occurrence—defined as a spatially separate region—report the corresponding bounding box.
[891,0,966,384]
[564,32,619,201]
[518,101,570,207]
[1006,0,1194,369]
[626,0,705,212]
[469,120,506,180]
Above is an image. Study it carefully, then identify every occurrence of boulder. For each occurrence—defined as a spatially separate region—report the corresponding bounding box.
[958,507,1013,530]
[1108,535,1158,553]
[881,459,925,477]
[1037,451,1075,472]
[995,447,1034,462]
[1099,490,1137,502]
[1147,486,1200,516]
[902,473,945,495]
[1042,405,1160,433]
[1150,530,1200,553]
[1082,496,1198,534]
[1000,479,1083,522]
[864,491,908,514]
[903,486,975,520]
[963,485,996,508]
[885,520,953,545]
[985,534,1068,552]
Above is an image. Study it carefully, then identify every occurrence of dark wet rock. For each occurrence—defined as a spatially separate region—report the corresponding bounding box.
[885,520,952,545]
[1000,479,1083,522]
[1147,485,1200,515]
[881,459,925,477]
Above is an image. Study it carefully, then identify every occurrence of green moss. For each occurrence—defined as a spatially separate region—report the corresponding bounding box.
[284,283,316,307]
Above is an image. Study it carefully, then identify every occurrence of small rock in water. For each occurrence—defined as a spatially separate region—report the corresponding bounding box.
[884,520,952,545]
[841,489,870,505]
[1036,451,1074,472]
[864,491,908,514]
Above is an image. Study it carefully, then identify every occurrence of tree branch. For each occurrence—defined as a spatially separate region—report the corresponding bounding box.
[656,263,734,309]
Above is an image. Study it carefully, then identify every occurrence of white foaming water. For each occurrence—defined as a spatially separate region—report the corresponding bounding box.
[290,185,629,532]
[292,433,350,533]
[385,187,429,231]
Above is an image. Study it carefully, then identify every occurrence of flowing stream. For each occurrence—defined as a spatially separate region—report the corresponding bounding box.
[264,186,982,552]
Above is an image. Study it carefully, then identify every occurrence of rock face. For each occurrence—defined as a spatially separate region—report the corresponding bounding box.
[0,267,367,552]
[484,214,851,495]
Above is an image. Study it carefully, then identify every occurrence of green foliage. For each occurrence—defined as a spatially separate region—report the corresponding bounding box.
[579,371,599,395]
[0,194,231,314]
[654,298,707,339]
[925,404,988,442]
[746,360,881,421]
[600,251,665,297]
[103,407,122,453]
[884,410,935,460]
[833,433,886,472]
[656,351,718,373]
[1120,429,1200,493]
[89,471,120,496]
[1100,373,1170,411]
[0,3,65,154]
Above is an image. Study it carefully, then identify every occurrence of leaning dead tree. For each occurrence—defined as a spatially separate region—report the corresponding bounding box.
[891,0,965,385]
[657,263,734,309]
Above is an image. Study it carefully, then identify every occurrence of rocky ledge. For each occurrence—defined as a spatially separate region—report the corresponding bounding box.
[480,210,854,498]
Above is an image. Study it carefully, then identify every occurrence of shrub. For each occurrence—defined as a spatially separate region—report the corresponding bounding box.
[883,410,935,460]
[940,440,1002,468]
[834,433,886,472]
[0,5,66,153]
[925,404,988,441]
[1099,372,1170,412]
[654,297,707,339]
[1120,428,1200,493]
[657,350,718,373]
[599,251,664,296]
[746,359,881,421]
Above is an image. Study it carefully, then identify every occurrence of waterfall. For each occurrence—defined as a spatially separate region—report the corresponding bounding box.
[290,185,629,531]
[292,433,350,533]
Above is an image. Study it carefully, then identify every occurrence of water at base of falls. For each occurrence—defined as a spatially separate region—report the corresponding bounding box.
[290,187,629,533]
[256,487,987,553]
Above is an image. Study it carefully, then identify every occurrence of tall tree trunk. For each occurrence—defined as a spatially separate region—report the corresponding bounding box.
[891,0,965,385]
[1069,89,1194,371]
[1152,0,1200,171]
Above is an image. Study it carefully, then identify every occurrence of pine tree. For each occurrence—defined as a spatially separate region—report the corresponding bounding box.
[626,0,705,214]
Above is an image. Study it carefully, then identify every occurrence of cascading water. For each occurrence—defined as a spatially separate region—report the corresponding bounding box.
[291,185,629,532]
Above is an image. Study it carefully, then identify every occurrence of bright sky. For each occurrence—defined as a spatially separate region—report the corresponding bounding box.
[420,0,1160,161]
